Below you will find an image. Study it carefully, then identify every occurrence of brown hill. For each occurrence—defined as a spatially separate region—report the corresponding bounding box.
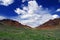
[0,18,60,29]
[36,18,60,29]
[0,19,30,28]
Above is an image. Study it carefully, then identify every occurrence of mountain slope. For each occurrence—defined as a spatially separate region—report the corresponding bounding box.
[0,19,30,28]
[0,18,60,29]
[0,19,60,40]
[36,18,60,29]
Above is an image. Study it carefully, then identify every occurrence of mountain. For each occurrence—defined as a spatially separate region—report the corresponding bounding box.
[0,18,60,29]
[36,18,60,29]
[0,19,30,28]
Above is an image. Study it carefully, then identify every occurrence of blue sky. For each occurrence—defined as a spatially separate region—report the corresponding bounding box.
[0,0,60,28]
[0,0,60,17]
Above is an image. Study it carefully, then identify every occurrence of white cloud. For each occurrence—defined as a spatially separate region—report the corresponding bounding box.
[56,8,60,12]
[23,6,28,11]
[15,8,27,15]
[52,14,59,19]
[28,0,38,10]
[22,0,29,3]
[0,16,6,20]
[22,0,26,2]
[14,0,59,28]
[0,0,14,6]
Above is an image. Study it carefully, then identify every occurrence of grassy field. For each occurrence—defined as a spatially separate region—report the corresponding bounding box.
[0,24,60,40]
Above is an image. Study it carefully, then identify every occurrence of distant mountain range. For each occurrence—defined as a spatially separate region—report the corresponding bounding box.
[0,18,60,29]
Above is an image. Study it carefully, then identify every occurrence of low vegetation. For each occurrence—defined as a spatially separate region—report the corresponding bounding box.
[0,24,60,40]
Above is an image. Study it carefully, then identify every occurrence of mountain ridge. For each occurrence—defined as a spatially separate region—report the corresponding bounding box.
[36,18,60,29]
[0,18,60,29]
[0,19,30,28]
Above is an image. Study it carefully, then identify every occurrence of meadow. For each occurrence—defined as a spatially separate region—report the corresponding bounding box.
[0,24,60,40]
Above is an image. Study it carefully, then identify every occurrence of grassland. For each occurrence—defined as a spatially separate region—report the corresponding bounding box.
[0,24,60,40]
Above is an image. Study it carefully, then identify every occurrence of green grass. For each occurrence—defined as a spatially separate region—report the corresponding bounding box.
[0,24,60,40]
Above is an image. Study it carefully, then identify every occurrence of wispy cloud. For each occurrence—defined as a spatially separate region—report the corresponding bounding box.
[14,0,59,28]
[0,16,6,20]
[22,0,26,2]
[56,8,60,12]
[52,14,59,19]
[22,0,29,3]
[0,0,14,6]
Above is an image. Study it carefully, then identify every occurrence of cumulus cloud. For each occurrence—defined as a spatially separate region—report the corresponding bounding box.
[0,16,6,20]
[0,0,14,6]
[14,0,59,28]
[15,8,27,15]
